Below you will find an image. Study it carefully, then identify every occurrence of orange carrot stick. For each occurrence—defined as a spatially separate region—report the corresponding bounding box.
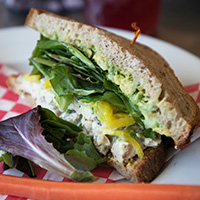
[0,174,200,200]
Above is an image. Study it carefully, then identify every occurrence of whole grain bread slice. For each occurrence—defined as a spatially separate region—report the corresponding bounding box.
[24,8,200,149]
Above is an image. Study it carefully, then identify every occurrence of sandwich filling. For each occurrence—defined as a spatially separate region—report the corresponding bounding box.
[17,35,162,163]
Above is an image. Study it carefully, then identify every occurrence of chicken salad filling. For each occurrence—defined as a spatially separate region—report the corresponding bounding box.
[17,75,161,163]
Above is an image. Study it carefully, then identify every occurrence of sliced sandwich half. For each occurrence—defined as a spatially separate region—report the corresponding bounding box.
[7,8,200,182]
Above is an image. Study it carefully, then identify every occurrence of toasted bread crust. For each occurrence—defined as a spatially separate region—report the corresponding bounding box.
[107,144,165,182]
[24,8,200,149]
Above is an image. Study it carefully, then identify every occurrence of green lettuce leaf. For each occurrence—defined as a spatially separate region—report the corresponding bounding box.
[65,133,107,171]
[140,128,156,141]
[2,155,36,177]
[49,65,104,96]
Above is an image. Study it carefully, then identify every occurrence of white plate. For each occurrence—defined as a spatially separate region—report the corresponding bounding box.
[0,26,200,185]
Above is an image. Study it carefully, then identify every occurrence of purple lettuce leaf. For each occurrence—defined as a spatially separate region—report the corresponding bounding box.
[0,106,76,179]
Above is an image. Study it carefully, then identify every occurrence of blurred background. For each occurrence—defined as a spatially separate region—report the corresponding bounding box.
[0,0,200,57]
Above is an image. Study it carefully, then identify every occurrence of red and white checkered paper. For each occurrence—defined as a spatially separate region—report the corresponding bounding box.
[0,64,200,200]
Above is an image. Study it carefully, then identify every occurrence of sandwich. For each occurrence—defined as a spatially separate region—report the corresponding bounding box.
[6,8,200,182]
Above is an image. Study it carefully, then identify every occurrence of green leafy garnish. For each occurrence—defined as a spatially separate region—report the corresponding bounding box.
[29,36,143,121]
[70,170,96,182]
[65,133,107,171]
[0,151,13,168]
[140,128,156,140]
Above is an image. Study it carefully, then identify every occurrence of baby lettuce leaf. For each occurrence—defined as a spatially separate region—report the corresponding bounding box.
[0,106,96,182]
[140,128,156,141]
[54,93,74,112]
[49,65,104,96]
[2,155,36,177]
[65,149,98,171]
[30,58,52,78]
[38,107,81,134]
[70,170,95,182]
[0,151,13,168]
[65,133,107,171]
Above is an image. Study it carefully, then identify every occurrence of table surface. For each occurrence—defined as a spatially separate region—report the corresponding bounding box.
[0,0,200,57]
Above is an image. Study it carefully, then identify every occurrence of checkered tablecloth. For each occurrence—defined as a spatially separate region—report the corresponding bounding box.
[0,63,200,200]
